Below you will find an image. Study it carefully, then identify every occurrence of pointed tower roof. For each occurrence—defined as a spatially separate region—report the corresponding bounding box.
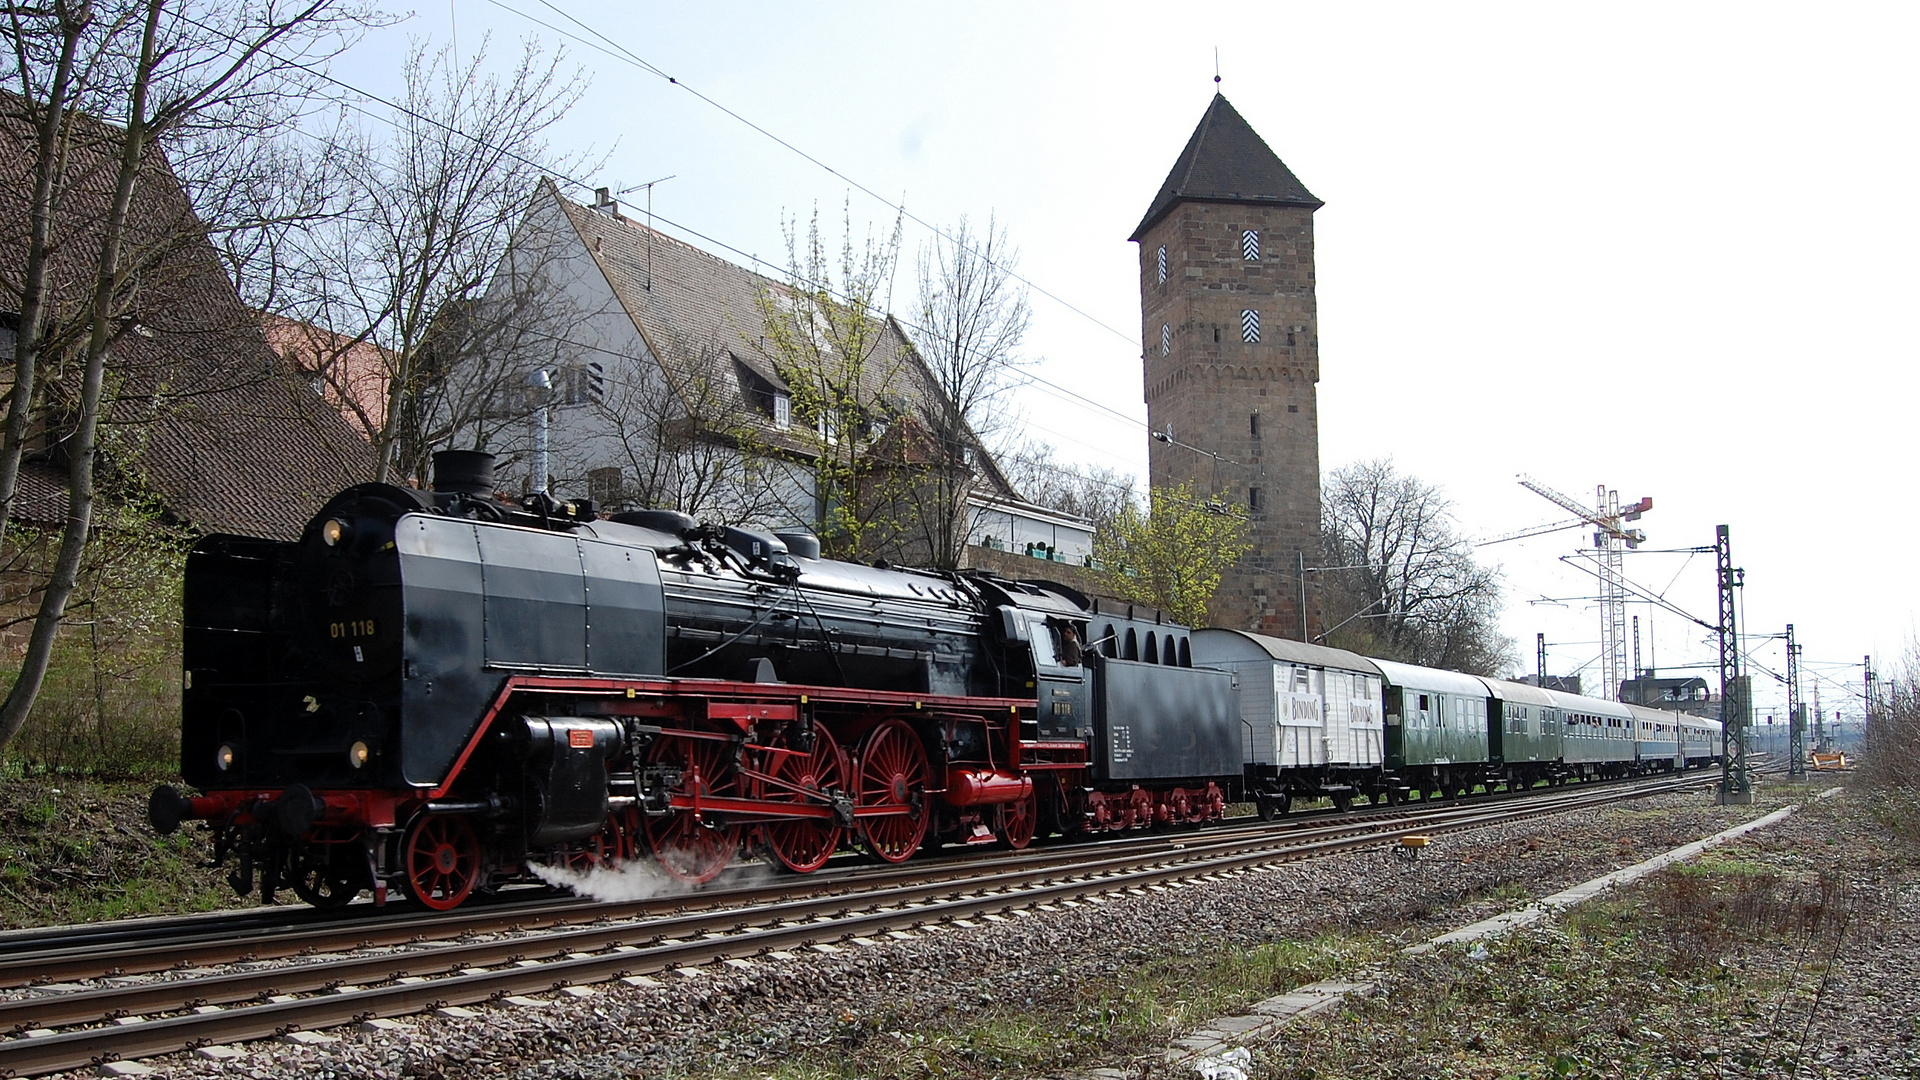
[1129,94,1322,241]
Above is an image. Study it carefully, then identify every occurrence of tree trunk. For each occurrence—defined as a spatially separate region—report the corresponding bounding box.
[0,0,159,753]
[0,3,90,554]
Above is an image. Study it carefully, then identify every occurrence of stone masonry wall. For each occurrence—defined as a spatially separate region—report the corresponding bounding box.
[1137,202,1322,638]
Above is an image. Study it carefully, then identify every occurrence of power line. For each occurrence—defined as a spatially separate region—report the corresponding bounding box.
[491,0,1145,351]
[169,9,1161,465]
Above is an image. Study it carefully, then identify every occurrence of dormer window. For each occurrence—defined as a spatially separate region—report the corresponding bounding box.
[735,355,792,428]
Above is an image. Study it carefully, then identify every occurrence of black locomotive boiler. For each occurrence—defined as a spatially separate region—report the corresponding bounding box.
[151,452,1239,909]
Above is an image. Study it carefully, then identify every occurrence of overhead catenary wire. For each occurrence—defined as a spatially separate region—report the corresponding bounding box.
[496,0,1144,350]
[181,8,1869,689]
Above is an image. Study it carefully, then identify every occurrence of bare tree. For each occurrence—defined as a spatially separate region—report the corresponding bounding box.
[905,213,1030,567]
[273,35,589,484]
[1001,437,1136,535]
[0,0,371,753]
[754,202,917,560]
[581,330,804,525]
[1860,645,1920,840]
[1318,458,1510,675]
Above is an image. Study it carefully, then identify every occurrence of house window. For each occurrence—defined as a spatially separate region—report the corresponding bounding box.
[1242,230,1260,261]
[1156,245,1167,283]
[773,394,791,429]
[0,311,18,357]
[588,466,624,507]
[1160,323,1171,356]
[1241,309,1260,343]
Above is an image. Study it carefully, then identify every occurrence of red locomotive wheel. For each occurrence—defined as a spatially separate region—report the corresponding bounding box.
[997,787,1038,850]
[759,722,847,873]
[854,718,929,863]
[562,810,635,874]
[642,734,743,883]
[403,814,481,911]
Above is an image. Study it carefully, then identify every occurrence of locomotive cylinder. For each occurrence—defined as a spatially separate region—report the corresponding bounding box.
[943,768,1033,807]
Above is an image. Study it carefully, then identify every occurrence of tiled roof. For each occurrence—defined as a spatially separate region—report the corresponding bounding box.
[262,313,391,438]
[550,184,1016,497]
[0,94,374,540]
[1130,94,1322,241]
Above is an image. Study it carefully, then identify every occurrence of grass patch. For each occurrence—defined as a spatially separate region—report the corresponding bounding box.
[1257,846,1859,1079]
[0,777,242,928]
[685,932,1387,1079]
[1672,855,1773,878]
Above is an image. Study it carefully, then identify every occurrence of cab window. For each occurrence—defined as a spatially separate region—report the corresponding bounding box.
[1029,617,1058,667]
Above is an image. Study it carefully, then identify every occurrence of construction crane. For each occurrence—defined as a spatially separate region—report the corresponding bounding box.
[1502,476,1651,701]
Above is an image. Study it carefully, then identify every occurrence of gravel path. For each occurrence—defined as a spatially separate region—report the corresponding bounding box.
[59,780,1911,1080]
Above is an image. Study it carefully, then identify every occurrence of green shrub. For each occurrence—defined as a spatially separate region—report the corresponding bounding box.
[0,497,187,779]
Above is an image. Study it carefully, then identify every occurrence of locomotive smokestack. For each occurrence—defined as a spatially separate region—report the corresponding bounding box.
[432,450,496,497]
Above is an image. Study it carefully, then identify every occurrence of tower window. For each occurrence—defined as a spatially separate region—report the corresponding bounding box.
[1241,309,1261,343]
[1249,486,1262,511]
[558,361,606,406]
[1156,245,1167,283]
[1160,323,1171,356]
[1243,230,1260,261]
[1250,411,1260,439]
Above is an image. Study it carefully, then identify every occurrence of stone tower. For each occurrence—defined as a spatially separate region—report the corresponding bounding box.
[1131,94,1322,638]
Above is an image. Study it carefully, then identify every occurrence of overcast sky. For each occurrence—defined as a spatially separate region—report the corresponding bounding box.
[338,2,1917,723]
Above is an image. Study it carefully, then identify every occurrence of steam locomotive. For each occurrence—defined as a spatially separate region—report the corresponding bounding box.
[150,452,1719,911]
[150,452,1236,909]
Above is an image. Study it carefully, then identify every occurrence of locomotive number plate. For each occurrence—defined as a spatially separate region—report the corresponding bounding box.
[330,618,378,639]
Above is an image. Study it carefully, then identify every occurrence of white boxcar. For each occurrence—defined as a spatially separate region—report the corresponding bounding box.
[1190,629,1385,809]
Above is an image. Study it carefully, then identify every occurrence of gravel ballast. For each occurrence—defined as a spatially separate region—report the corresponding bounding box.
[47,780,1914,1080]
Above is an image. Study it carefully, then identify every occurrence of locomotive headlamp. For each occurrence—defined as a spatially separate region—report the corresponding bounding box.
[215,743,235,772]
[321,518,350,547]
[348,740,371,769]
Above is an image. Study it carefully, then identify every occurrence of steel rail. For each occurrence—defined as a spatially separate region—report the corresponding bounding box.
[0,770,1700,988]
[0,775,1709,1077]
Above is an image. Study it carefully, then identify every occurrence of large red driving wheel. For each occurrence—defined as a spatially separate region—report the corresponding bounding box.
[997,786,1038,850]
[854,718,929,863]
[759,722,847,873]
[403,814,481,911]
[642,733,743,883]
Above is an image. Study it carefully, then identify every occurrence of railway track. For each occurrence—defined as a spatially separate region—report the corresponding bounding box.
[0,772,1713,1077]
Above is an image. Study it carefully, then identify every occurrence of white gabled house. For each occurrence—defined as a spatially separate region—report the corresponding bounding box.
[443,180,1087,570]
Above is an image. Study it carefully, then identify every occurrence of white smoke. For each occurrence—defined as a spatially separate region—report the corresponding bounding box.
[528,857,696,903]
[527,851,784,903]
